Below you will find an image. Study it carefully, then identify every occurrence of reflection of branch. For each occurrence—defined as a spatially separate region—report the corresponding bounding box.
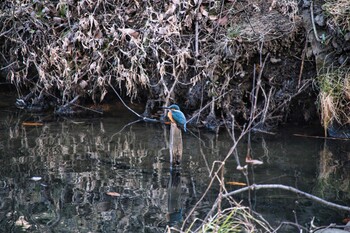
[223,184,350,212]
[182,118,249,230]
[182,167,217,229]
[294,133,350,141]
[109,119,142,143]
[109,82,159,123]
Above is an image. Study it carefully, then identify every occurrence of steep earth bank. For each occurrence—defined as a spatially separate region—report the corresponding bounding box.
[0,0,349,132]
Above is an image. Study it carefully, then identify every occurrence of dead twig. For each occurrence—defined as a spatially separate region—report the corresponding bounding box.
[298,37,308,88]
[194,0,203,58]
[310,0,322,42]
[109,82,159,123]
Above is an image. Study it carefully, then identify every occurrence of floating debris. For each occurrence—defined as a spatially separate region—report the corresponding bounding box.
[22,122,44,126]
[106,192,121,197]
[30,176,42,181]
[226,181,247,186]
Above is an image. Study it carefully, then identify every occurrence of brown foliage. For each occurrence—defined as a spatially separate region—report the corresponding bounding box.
[0,0,303,126]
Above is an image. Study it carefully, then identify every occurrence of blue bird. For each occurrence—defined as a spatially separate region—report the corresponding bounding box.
[162,104,187,132]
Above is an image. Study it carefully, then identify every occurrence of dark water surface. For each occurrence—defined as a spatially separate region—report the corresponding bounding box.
[0,95,349,232]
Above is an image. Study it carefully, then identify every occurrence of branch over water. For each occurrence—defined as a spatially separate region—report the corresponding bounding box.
[224,184,350,212]
[109,82,159,123]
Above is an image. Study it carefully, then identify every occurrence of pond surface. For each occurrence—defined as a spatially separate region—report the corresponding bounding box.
[0,94,349,232]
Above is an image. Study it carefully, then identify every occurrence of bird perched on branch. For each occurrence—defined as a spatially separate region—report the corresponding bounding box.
[162,104,187,132]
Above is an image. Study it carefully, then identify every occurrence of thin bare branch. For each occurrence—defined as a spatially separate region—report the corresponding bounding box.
[223,184,350,212]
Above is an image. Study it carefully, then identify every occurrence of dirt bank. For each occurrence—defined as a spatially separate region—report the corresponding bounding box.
[0,0,348,131]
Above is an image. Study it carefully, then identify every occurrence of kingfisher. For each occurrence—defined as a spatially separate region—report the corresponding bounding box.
[162,104,187,132]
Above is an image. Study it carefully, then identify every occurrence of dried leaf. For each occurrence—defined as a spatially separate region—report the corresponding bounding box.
[164,4,177,17]
[236,165,248,170]
[200,6,208,17]
[217,16,228,26]
[342,218,350,223]
[106,192,121,197]
[22,122,44,126]
[245,157,264,165]
[158,27,168,35]
[53,17,62,23]
[209,15,218,21]
[118,28,139,38]
[100,89,107,102]
[90,62,96,71]
[79,80,88,89]
[95,30,103,39]
[226,181,247,186]
[184,14,193,28]
[15,216,31,230]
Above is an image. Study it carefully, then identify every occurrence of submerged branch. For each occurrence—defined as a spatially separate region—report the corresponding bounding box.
[223,184,350,212]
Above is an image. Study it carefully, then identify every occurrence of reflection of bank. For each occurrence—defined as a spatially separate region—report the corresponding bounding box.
[315,140,350,201]
[167,170,183,226]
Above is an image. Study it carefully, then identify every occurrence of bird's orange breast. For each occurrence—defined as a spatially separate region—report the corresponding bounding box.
[167,111,175,123]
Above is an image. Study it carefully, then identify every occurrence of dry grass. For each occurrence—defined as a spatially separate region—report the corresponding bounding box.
[184,205,272,232]
[317,68,350,135]
[323,0,350,33]
[319,92,338,136]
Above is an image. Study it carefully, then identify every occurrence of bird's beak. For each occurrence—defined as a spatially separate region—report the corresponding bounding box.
[161,106,170,109]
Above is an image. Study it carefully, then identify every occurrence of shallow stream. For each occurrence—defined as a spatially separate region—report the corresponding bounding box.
[0,94,349,232]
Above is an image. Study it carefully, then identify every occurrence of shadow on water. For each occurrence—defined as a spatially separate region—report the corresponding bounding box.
[0,96,350,232]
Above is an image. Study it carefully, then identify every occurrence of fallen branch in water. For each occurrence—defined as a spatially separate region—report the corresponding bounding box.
[109,82,159,123]
[223,184,350,212]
